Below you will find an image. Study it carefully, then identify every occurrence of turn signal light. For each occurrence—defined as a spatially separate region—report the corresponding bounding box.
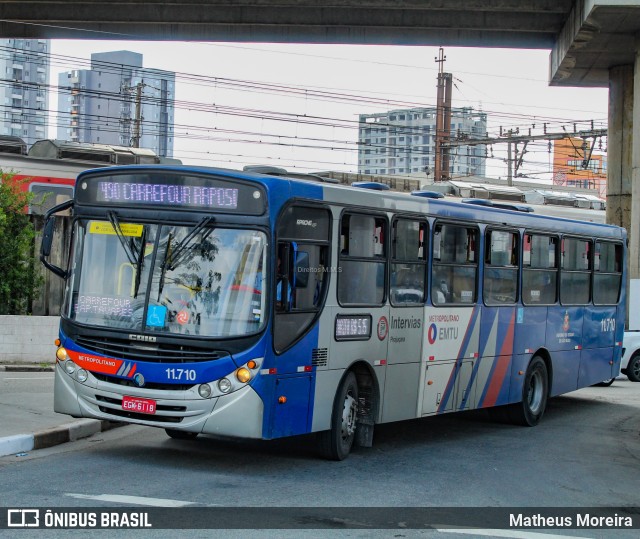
[54,339,61,347]
[278,396,287,404]
[236,367,251,384]
[247,360,258,369]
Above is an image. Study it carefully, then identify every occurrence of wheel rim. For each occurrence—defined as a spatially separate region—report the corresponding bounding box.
[633,358,640,379]
[527,368,544,414]
[341,392,357,441]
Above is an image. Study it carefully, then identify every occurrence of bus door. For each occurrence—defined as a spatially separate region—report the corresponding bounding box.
[579,240,623,386]
[270,205,331,438]
[382,217,427,423]
[420,223,480,415]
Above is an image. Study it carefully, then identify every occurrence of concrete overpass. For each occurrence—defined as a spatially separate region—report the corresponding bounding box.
[1,0,640,279]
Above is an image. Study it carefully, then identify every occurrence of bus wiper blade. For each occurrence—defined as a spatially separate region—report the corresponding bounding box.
[132,226,147,298]
[107,211,139,266]
[166,217,215,271]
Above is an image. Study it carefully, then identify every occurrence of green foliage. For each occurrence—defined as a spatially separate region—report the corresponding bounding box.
[0,171,42,314]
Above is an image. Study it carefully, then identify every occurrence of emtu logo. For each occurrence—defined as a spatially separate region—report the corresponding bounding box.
[428,323,437,345]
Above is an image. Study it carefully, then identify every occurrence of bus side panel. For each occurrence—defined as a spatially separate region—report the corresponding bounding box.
[578,305,617,386]
[512,306,547,360]
[261,324,320,439]
[476,307,515,408]
[546,306,584,396]
[381,363,421,422]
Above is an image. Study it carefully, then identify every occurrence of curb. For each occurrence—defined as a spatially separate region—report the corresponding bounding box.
[0,419,125,458]
[0,365,55,372]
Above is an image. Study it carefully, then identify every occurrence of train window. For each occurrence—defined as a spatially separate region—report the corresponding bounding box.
[522,233,558,305]
[560,237,592,305]
[338,213,386,306]
[593,241,622,305]
[483,229,518,305]
[390,218,427,306]
[432,223,477,305]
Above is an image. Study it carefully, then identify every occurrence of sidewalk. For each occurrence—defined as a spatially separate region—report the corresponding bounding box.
[0,364,123,457]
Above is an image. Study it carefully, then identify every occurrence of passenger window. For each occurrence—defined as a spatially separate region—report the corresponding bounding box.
[483,230,518,305]
[560,237,591,305]
[390,218,427,306]
[432,223,477,305]
[338,214,386,306]
[522,233,558,305]
[593,241,622,305]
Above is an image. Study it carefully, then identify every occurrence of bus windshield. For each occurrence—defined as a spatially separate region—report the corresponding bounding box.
[64,219,267,338]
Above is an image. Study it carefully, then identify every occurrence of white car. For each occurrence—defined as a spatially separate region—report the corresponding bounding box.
[621,330,640,382]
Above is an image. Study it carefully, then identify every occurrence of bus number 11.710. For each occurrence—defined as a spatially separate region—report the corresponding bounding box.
[600,318,616,332]
[165,368,197,381]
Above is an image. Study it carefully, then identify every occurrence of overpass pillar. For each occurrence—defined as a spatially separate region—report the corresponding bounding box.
[607,60,638,281]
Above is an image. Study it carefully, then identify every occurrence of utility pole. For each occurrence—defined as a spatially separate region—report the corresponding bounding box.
[131,81,144,148]
[434,48,453,183]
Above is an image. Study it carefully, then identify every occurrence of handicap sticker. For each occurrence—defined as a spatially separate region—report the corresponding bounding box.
[146,305,167,327]
[517,307,524,324]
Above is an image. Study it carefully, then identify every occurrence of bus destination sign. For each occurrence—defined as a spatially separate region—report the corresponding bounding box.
[76,172,266,214]
[98,181,239,209]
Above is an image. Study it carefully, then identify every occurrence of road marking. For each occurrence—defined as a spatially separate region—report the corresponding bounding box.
[66,493,202,507]
[437,529,591,539]
[4,377,52,381]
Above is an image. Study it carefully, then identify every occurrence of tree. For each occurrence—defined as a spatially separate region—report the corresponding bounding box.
[0,172,41,314]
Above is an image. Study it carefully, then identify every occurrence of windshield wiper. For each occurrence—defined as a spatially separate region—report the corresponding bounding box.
[166,217,215,272]
[157,217,215,298]
[107,211,139,265]
[132,226,147,298]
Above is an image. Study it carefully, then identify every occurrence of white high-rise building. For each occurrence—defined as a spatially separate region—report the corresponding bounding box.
[57,50,175,157]
[0,39,49,147]
[358,107,487,178]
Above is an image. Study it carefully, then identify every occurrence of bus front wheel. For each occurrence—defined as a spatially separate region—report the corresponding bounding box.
[165,428,199,440]
[318,372,359,461]
[509,356,548,427]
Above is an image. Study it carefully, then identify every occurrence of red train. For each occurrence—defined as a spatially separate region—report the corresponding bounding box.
[0,136,178,214]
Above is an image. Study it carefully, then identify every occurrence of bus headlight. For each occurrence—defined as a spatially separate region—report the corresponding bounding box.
[236,367,251,384]
[64,360,77,375]
[76,368,88,382]
[56,347,69,362]
[218,378,232,394]
[198,383,212,399]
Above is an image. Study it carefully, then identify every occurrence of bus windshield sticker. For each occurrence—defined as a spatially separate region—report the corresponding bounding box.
[89,221,143,237]
[146,305,167,327]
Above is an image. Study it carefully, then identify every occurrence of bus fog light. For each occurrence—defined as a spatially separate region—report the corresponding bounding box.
[76,368,88,382]
[218,378,232,393]
[198,383,212,398]
[64,360,76,375]
[56,347,69,361]
[236,367,251,384]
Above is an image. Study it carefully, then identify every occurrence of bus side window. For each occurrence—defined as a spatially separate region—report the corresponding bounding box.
[432,223,477,305]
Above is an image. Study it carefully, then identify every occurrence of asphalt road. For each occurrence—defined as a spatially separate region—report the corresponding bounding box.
[1,379,639,539]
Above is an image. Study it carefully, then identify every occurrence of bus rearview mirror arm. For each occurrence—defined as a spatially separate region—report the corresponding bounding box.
[40,199,74,279]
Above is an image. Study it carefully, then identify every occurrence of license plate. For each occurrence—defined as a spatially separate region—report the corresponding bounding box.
[122,395,157,415]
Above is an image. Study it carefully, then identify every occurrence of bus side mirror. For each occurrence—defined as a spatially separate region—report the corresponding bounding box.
[40,199,74,279]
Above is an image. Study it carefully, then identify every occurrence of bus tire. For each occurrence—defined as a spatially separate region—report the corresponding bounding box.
[165,428,199,440]
[318,372,358,461]
[509,356,548,427]
[627,353,640,382]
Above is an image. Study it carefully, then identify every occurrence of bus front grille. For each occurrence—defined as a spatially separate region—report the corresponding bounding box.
[75,335,228,364]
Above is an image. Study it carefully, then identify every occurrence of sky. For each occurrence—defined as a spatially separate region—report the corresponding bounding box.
[48,40,610,181]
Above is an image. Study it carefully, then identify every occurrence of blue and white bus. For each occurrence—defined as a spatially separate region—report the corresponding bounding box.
[41,165,627,460]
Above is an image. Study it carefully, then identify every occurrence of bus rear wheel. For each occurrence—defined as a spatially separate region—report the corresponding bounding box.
[165,428,199,440]
[318,372,358,461]
[509,356,548,427]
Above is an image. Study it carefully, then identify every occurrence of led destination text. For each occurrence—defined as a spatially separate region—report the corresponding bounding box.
[98,181,239,209]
